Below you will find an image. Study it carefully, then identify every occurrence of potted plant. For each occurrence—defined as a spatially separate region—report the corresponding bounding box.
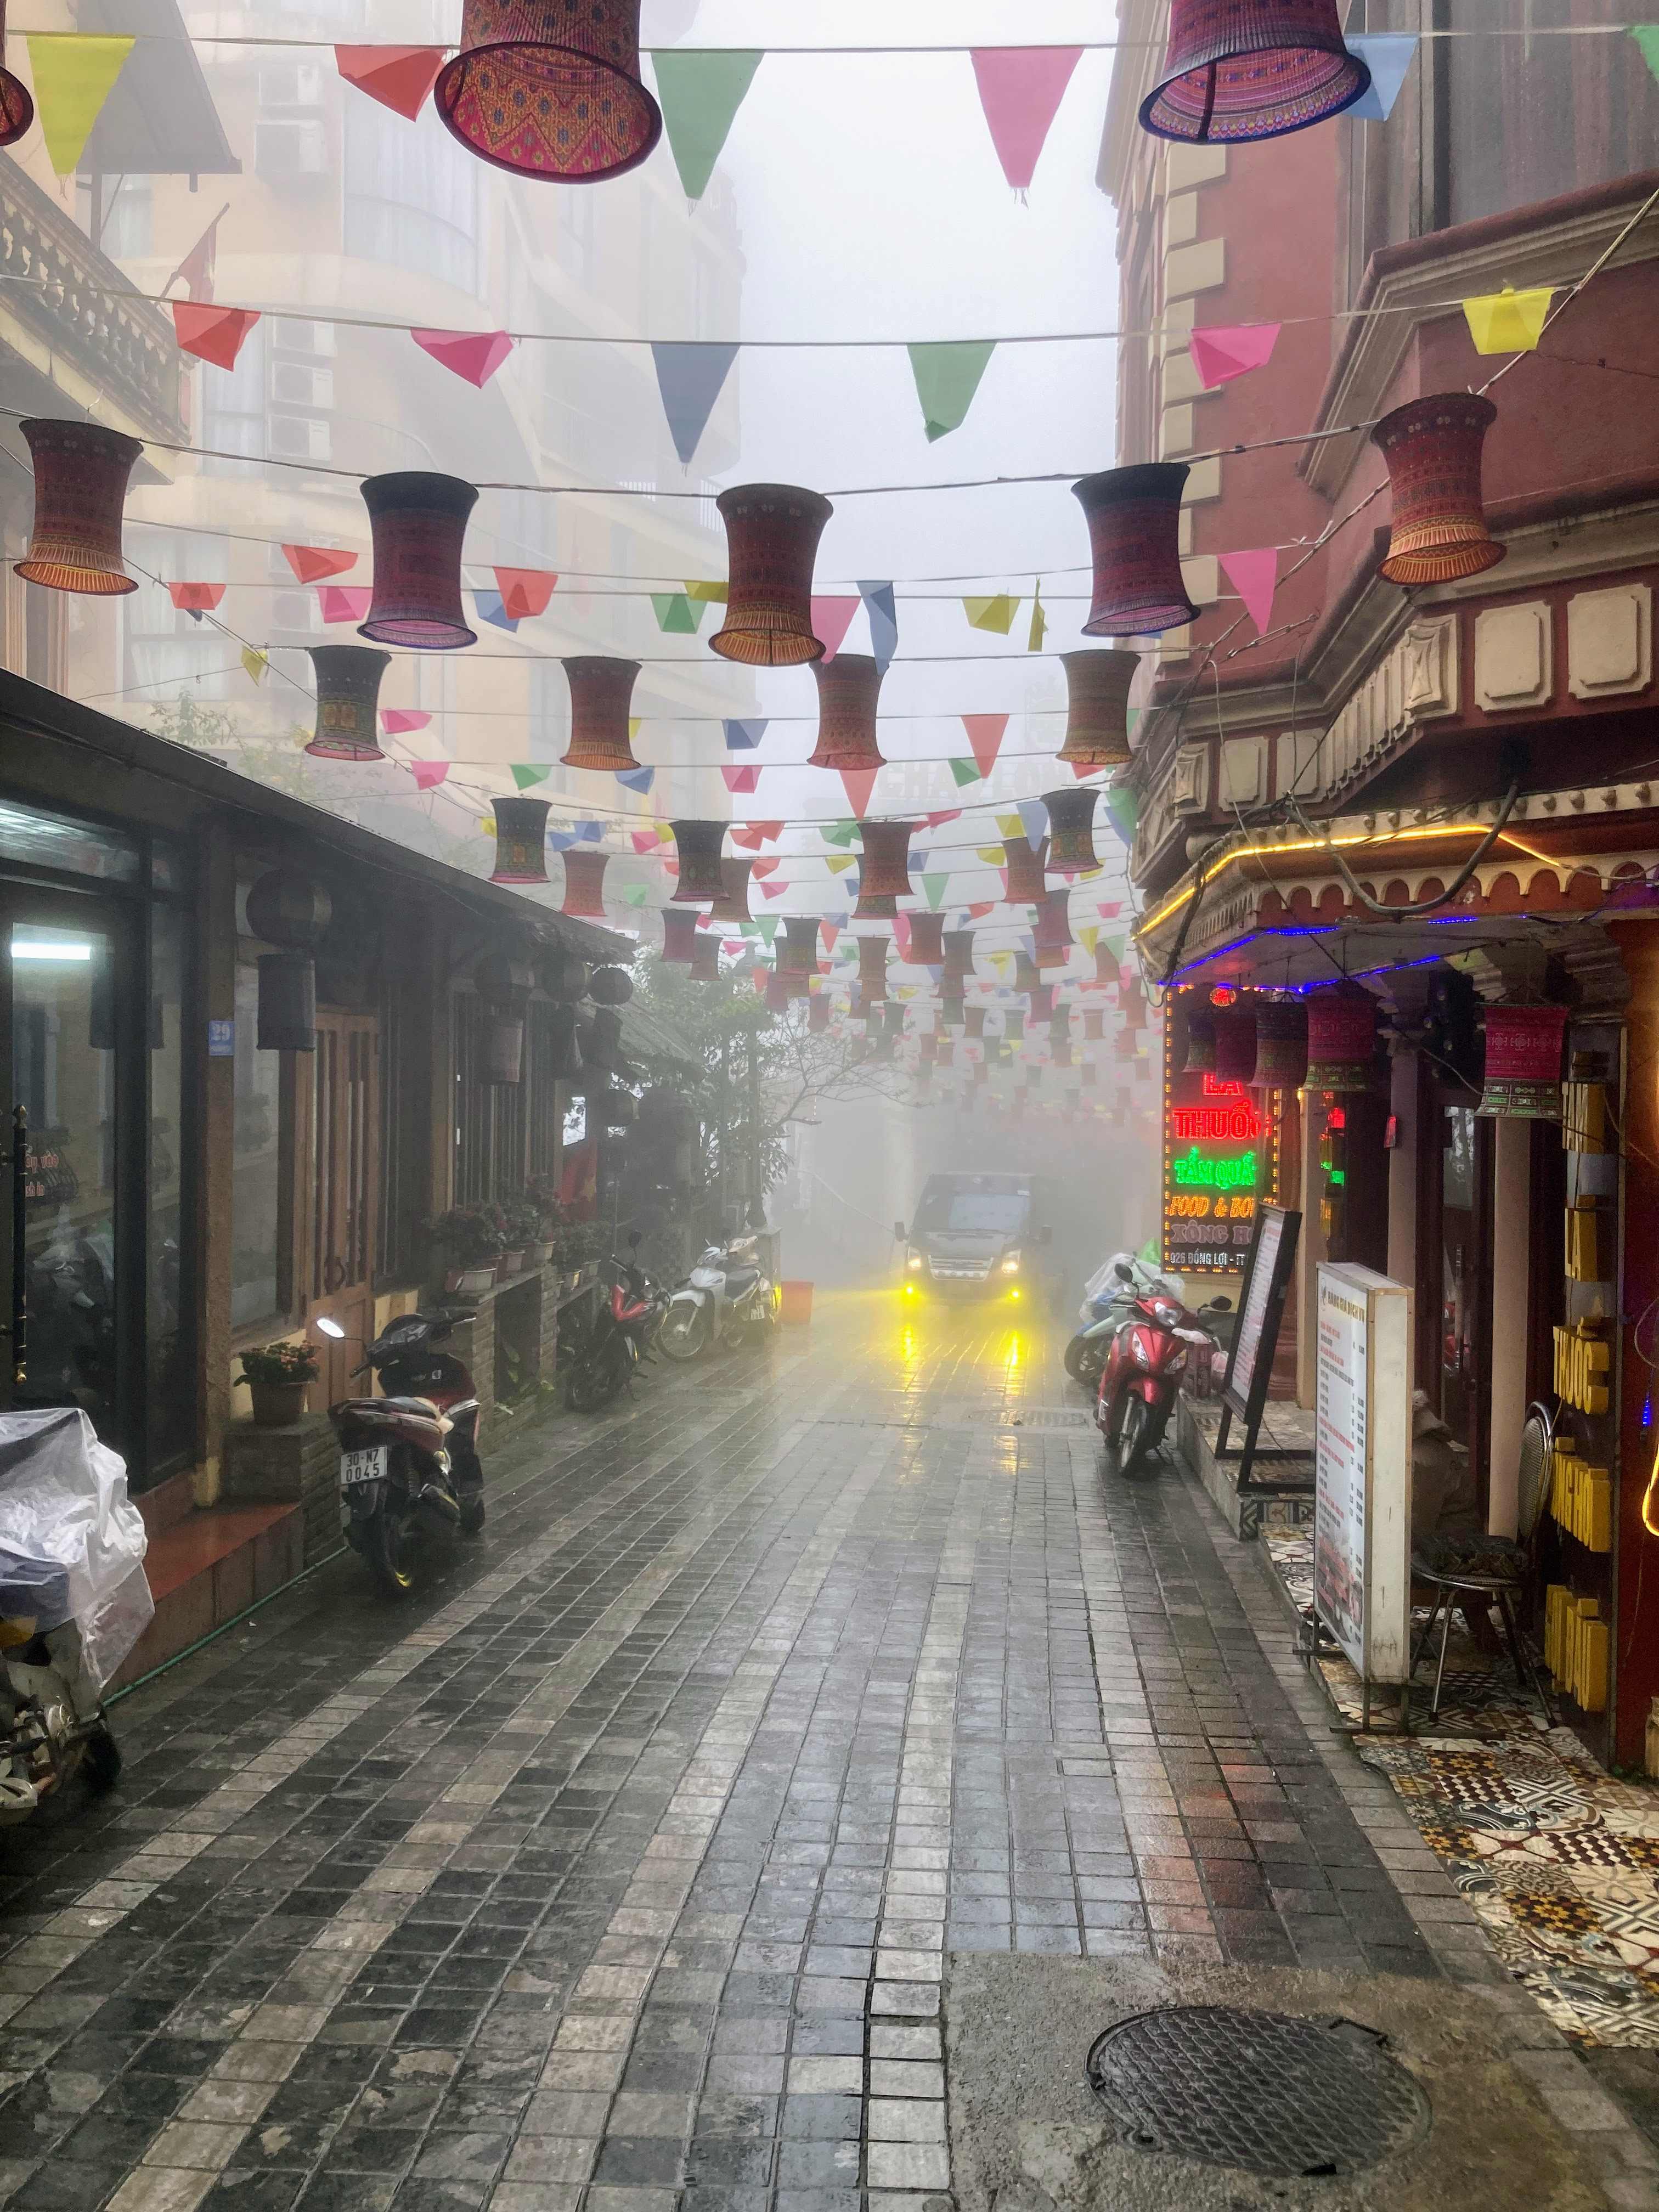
[525,1176,561,1267]
[239,1340,319,1428]
[501,1198,544,1278]
[427,1204,506,1296]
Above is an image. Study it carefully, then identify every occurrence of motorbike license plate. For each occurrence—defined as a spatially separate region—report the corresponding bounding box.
[338,1446,388,1488]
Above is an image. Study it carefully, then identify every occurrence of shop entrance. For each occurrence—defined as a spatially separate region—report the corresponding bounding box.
[304,1010,378,1407]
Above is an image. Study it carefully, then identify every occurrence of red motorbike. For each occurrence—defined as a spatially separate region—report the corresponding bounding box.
[1095,1263,1231,1479]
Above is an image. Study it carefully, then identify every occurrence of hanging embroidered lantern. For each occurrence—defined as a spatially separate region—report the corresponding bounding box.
[1002,833,1047,905]
[1212,997,1259,1085]
[588,964,634,1007]
[943,929,976,985]
[661,907,698,964]
[855,821,915,918]
[1372,393,1505,586]
[1074,463,1198,637]
[475,953,535,1086]
[1139,0,1370,144]
[16,419,143,595]
[778,915,821,985]
[1120,982,1146,1031]
[1053,1033,1073,1069]
[358,472,478,648]
[1058,651,1138,769]
[490,796,551,885]
[807,654,885,770]
[561,656,641,771]
[1043,787,1100,872]
[1250,998,1307,1088]
[669,820,726,904]
[808,992,831,1033]
[1014,953,1042,996]
[966,1006,988,1040]
[1477,1004,1567,1119]
[688,930,720,983]
[711,484,833,666]
[435,0,661,182]
[1003,1008,1025,1043]
[1079,1058,1098,1090]
[1028,981,1054,1023]
[0,4,33,145]
[1115,1029,1139,1060]
[1305,983,1379,1091]
[905,912,945,966]
[1081,1007,1104,1043]
[940,986,965,1030]
[304,646,390,761]
[857,934,889,1002]
[560,847,609,917]
[707,856,755,926]
[1180,1003,1217,1075]
[1034,889,1074,971]
[759,971,788,1014]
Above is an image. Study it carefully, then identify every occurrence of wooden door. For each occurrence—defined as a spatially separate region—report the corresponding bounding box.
[306,1012,377,1404]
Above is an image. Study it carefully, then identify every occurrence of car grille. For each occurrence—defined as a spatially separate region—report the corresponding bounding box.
[930,1263,990,1280]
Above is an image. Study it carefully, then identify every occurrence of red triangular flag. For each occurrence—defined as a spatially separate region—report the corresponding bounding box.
[335,44,447,121]
[811,597,860,660]
[723,765,761,794]
[753,821,784,843]
[970,48,1082,191]
[760,879,788,899]
[751,858,780,878]
[493,566,557,619]
[964,901,995,919]
[380,709,430,735]
[924,809,962,827]
[167,581,224,613]
[412,328,515,388]
[410,761,449,790]
[841,768,879,818]
[821,923,840,953]
[1220,548,1278,635]
[319,585,373,624]
[171,302,258,370]
[963,714,1008,777]
[729,823,766,850]
[1188,324,1280,390]
[283,544,356,584]
[893,915,912,959]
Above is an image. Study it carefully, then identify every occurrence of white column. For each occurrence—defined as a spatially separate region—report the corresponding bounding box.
[1386,1049,1419,1295]
[1487,1115,1532,1537]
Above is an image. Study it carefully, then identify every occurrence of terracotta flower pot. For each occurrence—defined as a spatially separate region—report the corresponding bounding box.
[249,1379,307,1428]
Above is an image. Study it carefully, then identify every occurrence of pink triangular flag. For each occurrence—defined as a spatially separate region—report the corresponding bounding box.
[1220,548,1278,635]
[751,858,780,879]
[821,923,840,953]
[171,302,259,371]
[335,44,447,121]
[283,544,356,584]
[963,713,1008,778]
[760,879,788,899]
[924,808,962,828]
[319,585,373,624]
[493,566,557,618]
[412,328,515,388]
[167,581,224,613]
[1188,324,1280,390]
[722,764,761,794]
[753,821,784,843]
[893,915,912,960]
[811,596,860,659]
[970,48,1082,192]
[842,768,879,818]
[631,828,660,854]
[380,709,430,735]
[410,761,449,790]
[729,823,766,850]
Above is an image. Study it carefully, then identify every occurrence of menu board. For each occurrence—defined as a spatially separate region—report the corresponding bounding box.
[1161,1064,1278,1274]
[1222,1205,1299,1427]
[1314,1263,1413,1684]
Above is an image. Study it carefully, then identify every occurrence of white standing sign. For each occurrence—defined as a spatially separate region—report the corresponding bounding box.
[1314,1263,1413,1685]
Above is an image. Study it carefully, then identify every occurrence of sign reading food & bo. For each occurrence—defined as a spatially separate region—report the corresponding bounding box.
[1161,1053,1279,1276]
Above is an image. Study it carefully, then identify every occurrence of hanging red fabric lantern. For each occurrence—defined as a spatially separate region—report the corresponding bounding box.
[808,654,884,770]
[905,912,945,966]
[560,847,609,916]
[778,915,821,986]
[1013,953,1042,997]
[359,472,478,648]
[688,930,720,983]
[1081,1007,1105,1043]
[1002,833,1047,905]
[857,933,889,1002]
[490,797,551,884]
[435,0,661,181]
[669,820,726,904]
[855,821,915,918]
[561,656,641,770]
[1477,1004,1567,1119]
[1372,393,1505,586]
[1305,983,1378,1091]
[966,1005,988,1040]
[661,907,698,964]
[1028,982,1054,1024]
[1139,0,1370,143]
[1180,1002,1217,1075]
[808,992,830,1032]
[711,484,833,666]
[1053,1033,1073,1069]
[16,419,143,595]
[1034,890,1073,972]
[943,929,975,984]
[1212,997,1259,1085]
[1043,787,1099,872]
[1058,650,1138,769]
[1250,998,1307,1089]
[707,856,755,926]
[0,2,33,145]
[764,972,791,1014]
[1120,982,1146,1031]
[1074,462,1198,637]
[304,646,390,761]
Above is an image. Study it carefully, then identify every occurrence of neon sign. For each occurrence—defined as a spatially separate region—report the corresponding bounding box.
[1170,1146,1259,1191]
[1161,1007,1279,1272]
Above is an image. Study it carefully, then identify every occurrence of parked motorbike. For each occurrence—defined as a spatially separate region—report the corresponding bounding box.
[1095,1263,1231,1479]
[1064,1252,1173,1393]
[317,1308,484,1600]
[563,1234,665,1413]
[657,1235,778,1362]
[0,1408,152,1821]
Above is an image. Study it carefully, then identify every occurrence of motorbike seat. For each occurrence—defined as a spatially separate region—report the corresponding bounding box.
[336,1395,443,1420]
[724,1267,760,1294]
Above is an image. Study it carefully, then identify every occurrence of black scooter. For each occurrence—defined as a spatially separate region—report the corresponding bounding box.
[562,1234,664,1413]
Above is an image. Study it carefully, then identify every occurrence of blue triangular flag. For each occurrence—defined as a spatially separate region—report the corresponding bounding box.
[475,589,520,634]
[548,830,579,851]
[575,820,605,842]
[616,766,655,792]
[1017,797,1048,848]
[1345,33,1417,120]
[858,580,897,675]
[651,341,740,466]
[723,718,768,751]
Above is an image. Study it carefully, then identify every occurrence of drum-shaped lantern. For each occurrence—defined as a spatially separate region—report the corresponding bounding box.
[857,933,889,1002]
[808,655,885,770]
[1372,394,1505,586]
[1212,997,1259,1085]
[1043,786,1099,872]
[1058,650,1138,769]
[661,907,698,964]
[1034,889,1074,970]
[560,848,608,917]
[905,912,945,966]
[1003,1008,1026,1043]
[669,820,726,904]
[491,797,551,884]
[1180,1004,1217,1075]
[1082,1007,1105,1043]
[16,419,143,595]
[855,821,914,919]
[1140,0,1370,144]
[687,930,720,983]
[1075,462,1199,637]
[966,1005,988,1040]
[808,992,831,1033]
[778,915,821,981]
[1002,832,1047,906]
[0,2,34,145]
[561,656,641,770]
[707,856,755,925]
[711,484,833,667]
[305,646,390,760]
[358,472,478,648]
[1477,1003,1567,1120]
[1305,983,1379,1091]
[1250,998,1307,1089]
[943,929,975,984]
[435,0,662,181]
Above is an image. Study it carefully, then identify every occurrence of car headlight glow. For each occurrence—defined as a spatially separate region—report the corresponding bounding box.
[1000,1252,1021,1275]
[906,1251,923,1273]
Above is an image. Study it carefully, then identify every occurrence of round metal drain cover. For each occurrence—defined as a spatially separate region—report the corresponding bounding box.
[1086,2005,1430,2179]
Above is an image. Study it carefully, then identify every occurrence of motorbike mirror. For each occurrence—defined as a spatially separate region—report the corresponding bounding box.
[314,1316,346,1339]
[893,1220,906,1241]
[1114,1262,1135,1282]
[1205,1296,1233,1312]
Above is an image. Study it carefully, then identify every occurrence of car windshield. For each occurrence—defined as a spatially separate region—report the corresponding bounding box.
[915,1193,1029,1237]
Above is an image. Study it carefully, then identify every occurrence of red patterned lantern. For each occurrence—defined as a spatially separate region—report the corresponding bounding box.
[1081,1007,1104,1043]
[1034,891,1073,972]
[1478,1004,1567,1120]
[905,912,945,966]
[561,657,641,771]
[1372,394,1505,587]
[1212,998,1259,1085]
[966,1006,988,1040]
[1058,651,1138,769]
[1305,983,1378,1091]
[764,972,791,1014]
[808,992,831,1033]
[708,857,755,926]
[1250,998,1307,1089]
[669,820,726,904]
[435,0,661,181]
[0,4,33,145]
[359,472,478,649]
[560,847,609,916]
[1043,787,1099,872]
[808,655,885,770]
[1120,982,1146,1031]
[1028,981,1054,1023]
[16,419,143,595]
[1074,463,1198,637]
[857,934,889,1002]
[1002,833,1047,906]
[1180,1003,1217,1075]
[1053,1034,1073,1070]
[711,483,833,667]
[688,930,720,983]
[1013,953,1042,996]
[1140,0,1370,143]
[778,915,821,987]
[943,929,975,984]
[305,646,390,761]
[492,797,552,884]
[855,821,915,918]
[661,907,698,964]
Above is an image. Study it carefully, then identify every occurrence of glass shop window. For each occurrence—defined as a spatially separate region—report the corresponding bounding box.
[148,903,192,1465]
[232,958,285,1329]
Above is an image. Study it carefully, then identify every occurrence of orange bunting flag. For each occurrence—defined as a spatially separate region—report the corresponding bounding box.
[283,544,357,585]
[962,713,1008,777]
[335,44,447,121]
[171,302,259,371]
[492,567,557,619]
[167,581,224,614]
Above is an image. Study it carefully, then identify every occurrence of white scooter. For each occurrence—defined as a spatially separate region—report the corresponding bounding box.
[657,1236,778,1362]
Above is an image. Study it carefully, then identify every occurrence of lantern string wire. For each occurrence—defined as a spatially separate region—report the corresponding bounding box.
[1476,179,1659,394]
[7,24,1649,48]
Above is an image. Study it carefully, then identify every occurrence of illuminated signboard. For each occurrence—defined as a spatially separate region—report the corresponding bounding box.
[1162,1000,1279,1274]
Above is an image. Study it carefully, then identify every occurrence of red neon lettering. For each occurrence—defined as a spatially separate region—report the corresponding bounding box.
[1169,1104,1264,1141]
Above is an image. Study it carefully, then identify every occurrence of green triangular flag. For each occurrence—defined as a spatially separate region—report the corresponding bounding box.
[1105,785,1139,843]
[821,819,859,847]
[906,340,996,443]
[923,874,949,910]
[1104,934,1127,960]
[620,884,650,907]
[756,917,778,947]
[651,591,702,634]
[511,763,551,788]
[651,49,763,201]
[948,757,982,788]
[1633,25,1659,81]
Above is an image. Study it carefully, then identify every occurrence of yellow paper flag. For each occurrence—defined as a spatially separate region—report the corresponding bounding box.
[963,594,1018,634]
[975,845,1006,864]
[825,854,857,874]
[1079,924,1098,953]
[629,718,642,741]
[1028,582,1047,652]
[240,646,268,687]
[995,812,1024,838]
[684,580,728,602]
[26,35,136,174]
[1463,284,1555,356]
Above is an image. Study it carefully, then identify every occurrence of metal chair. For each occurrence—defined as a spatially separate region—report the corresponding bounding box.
[1409,1402,1554,1722]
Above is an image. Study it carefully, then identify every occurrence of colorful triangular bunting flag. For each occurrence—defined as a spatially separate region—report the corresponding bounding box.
[1462,284,1555,355]
[723,719,768,751]
[511,763,551,789]
[283,544,356,585]
[963,595,1018,634]
[651,48,763,201]
[26,35,134,174]
[334,44,445,120]
[319,585,373,624]
[963,714,1008,776]
[411,328,514,387]
[171,302,259,371]
[811,597,860,659]
[969,46,1081,193]
[651,591,703,634]
[1188,324,1280,389]
[651,342,738,465]
[493,567,556,619]
[1344,33,1417,120]
[475,589,519,634]
[1220,547,1278,635]
[907,341,996,442]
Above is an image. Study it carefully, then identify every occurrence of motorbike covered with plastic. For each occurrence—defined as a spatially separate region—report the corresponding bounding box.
[0,1408,152,1690]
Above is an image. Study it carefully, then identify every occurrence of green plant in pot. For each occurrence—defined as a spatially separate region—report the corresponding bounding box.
[239,1340,319,1428]
[525,1175,563,1265]
[427,1205,507,1296]
[501,1198,545,1275]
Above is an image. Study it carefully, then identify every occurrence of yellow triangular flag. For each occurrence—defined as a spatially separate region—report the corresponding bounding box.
[976,845,1006,864]
[26,35,136,174]
[658,823,675,843]
[629,718,642,741]
[241,646,267,687]
[989,951,1013,974]
[963,594,1018,635]
[996,812,1024,837]
[825,854,857,874]
[1079,924,1098,953]
[684,580,728,602]
[1028,581,1047,652]
[1463,283,1554,356]
[479,816,495,834]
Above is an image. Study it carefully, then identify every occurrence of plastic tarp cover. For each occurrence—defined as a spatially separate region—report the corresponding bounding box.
[0,1409,152,1690]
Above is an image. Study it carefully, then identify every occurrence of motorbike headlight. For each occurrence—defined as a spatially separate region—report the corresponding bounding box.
[1132,1338,1154,1369]
[1000,1252,1021,1275]
[906,1251,923,1273]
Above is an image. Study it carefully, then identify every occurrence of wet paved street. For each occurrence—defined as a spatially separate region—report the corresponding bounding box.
[0,1294,1637,2212]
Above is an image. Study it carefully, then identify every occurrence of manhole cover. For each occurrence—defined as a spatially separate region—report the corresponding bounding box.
[1086,2006,1430,2179]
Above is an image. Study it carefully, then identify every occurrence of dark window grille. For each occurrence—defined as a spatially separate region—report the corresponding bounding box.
[454,992,527,1204]
[528,1001,562,1182]
[378,986,409,1281]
